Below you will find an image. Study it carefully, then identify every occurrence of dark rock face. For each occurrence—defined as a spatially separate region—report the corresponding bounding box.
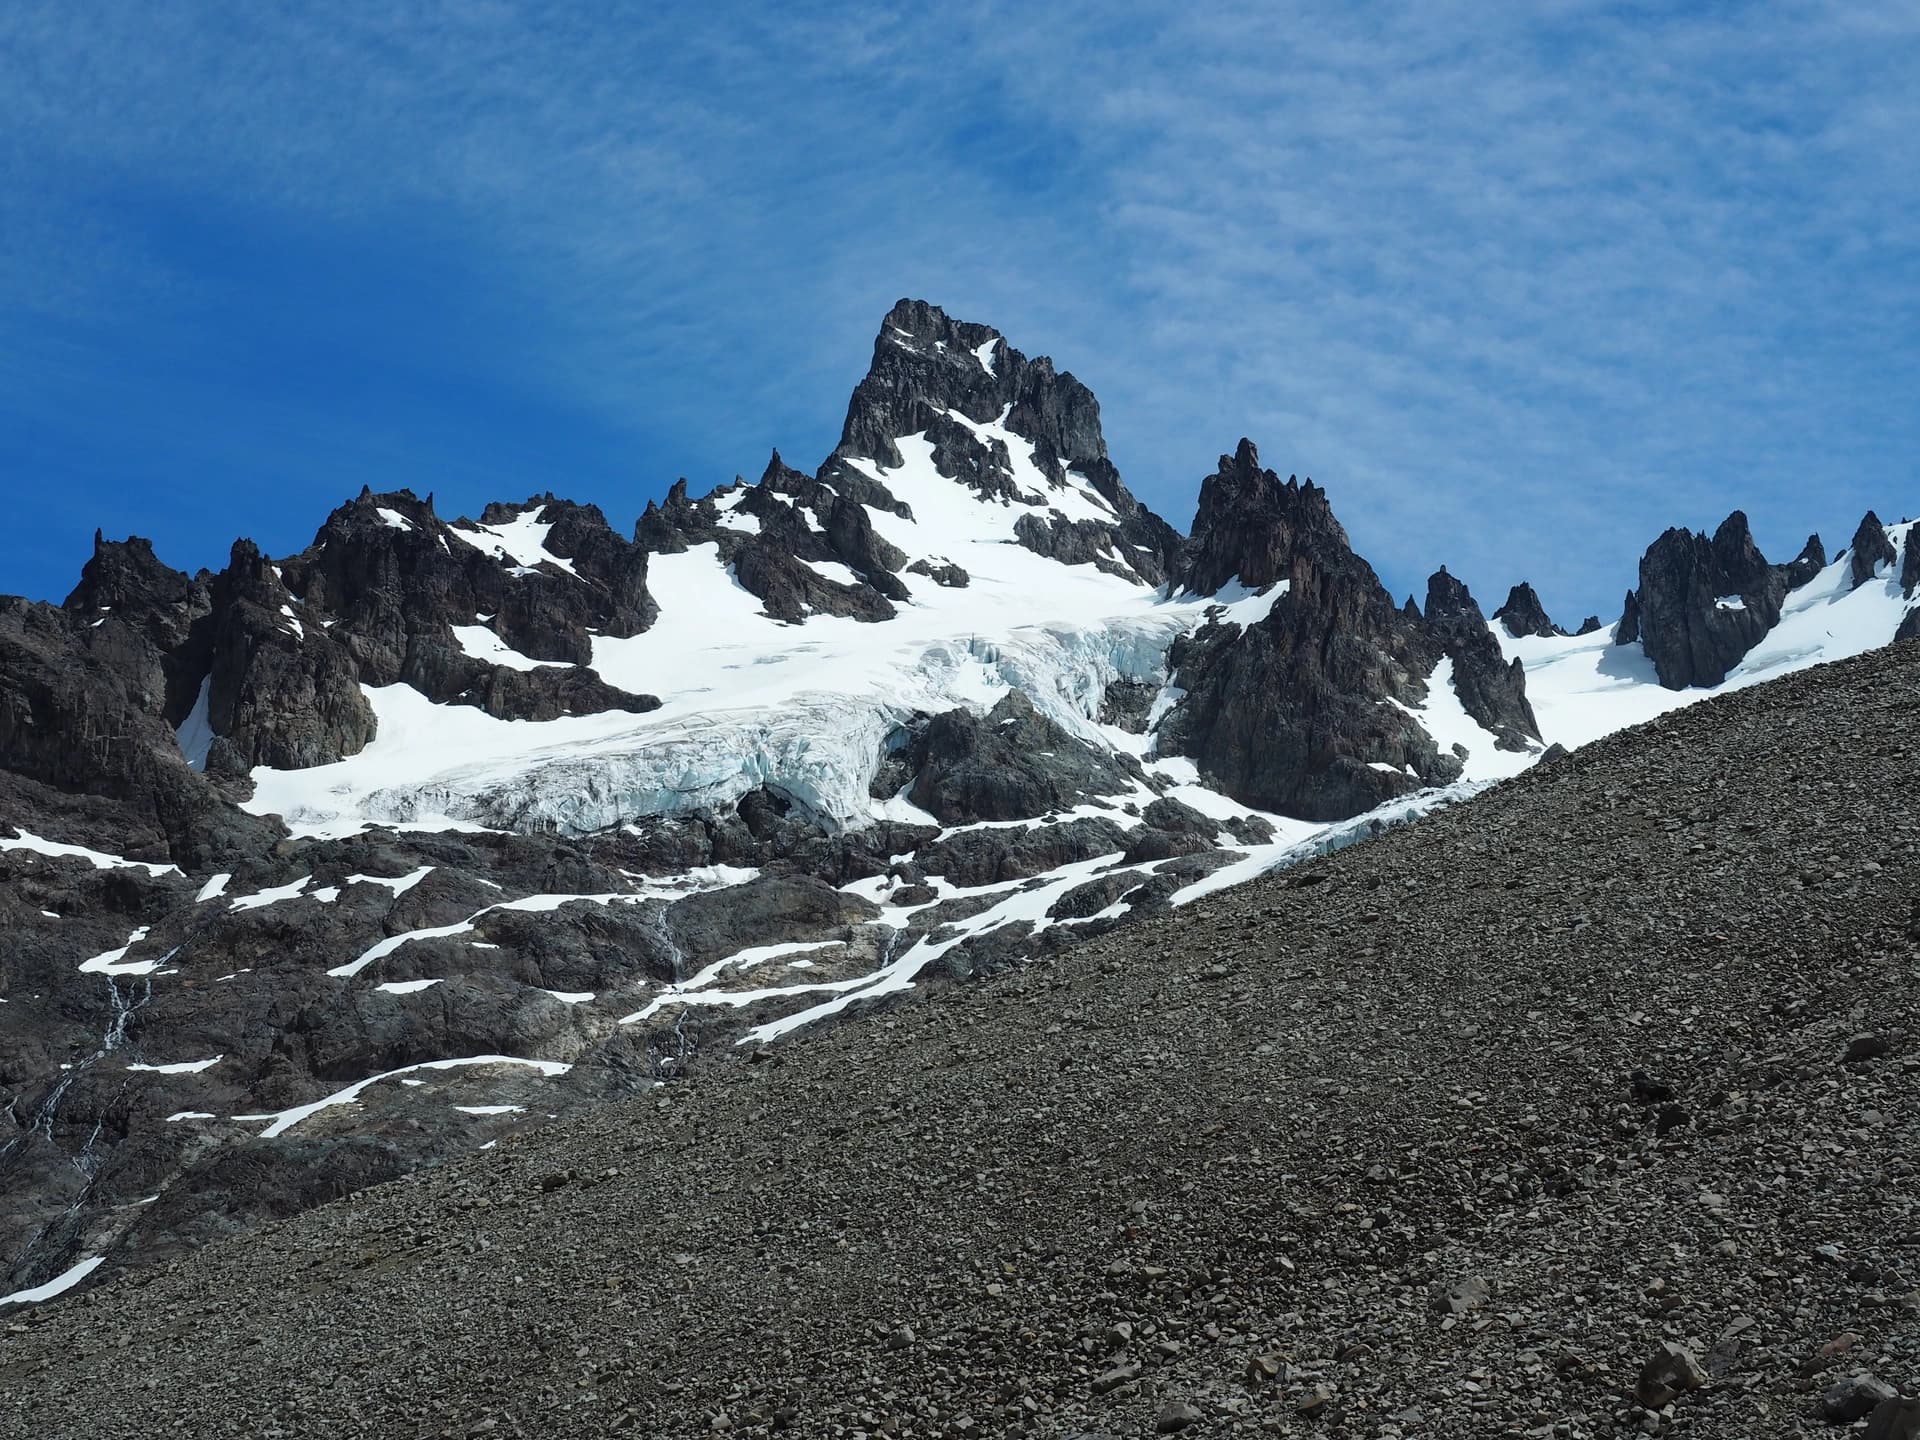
[1848,512,1896,589]
[1628,512,1787,689]
[904,691,1141,824]
[1422,568,1539,751]
[1492,582,1562,639]
[203,539,374,774]
[1157,442,1462,821]
[1614,590,1640,646]
[1179,439,1321,596]
[1575,616,1603,636]
[62,532,215,725]
[1903,528,1920,598]
[635,459,910,623]
[1785,534,1827,591]
[1098,679,1158,734]
[280,489,661,722]
[0,599,280,867]
[911,816,1137,889]
[821,299,1182,586]
[728,456,907,622]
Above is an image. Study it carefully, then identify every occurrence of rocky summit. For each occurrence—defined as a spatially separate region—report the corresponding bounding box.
[1,301,1918,1435]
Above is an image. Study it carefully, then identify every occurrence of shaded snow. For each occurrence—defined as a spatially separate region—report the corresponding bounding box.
[175,676,215,771]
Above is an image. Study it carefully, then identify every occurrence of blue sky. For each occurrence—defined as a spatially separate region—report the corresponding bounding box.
[3,2,1915,622]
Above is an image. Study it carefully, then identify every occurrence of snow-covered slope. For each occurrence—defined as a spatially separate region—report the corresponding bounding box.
[1502,521,1918,749]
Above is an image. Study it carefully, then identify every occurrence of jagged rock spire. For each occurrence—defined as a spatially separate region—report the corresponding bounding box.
[1848,511,1896,589]
[1626,511,1786,689]
[1179,440,1344,596]
[820,299,1181,586]
[1492,582,1562,639]
[1423,568,1539,749]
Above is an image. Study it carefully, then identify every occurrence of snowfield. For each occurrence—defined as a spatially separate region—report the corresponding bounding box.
[1500,522,1918,750]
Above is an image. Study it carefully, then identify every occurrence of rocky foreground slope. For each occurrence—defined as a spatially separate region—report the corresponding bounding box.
[5,643,1917,1439]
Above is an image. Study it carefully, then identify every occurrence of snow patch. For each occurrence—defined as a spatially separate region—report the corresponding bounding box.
[79,927,157,976]
[451,625,565,672]
[127,1056,221,1074]
[233,1055,572,1139]
[800,558,864,588]
[228,876,312,912]
[0,1256,104,1306]
[1,829,180,877]
[446,508,579,578]
[175,676,216,771]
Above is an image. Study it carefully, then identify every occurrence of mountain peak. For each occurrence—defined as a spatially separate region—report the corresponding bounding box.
[1179,440,1342,595]
[1492,581,1562,639]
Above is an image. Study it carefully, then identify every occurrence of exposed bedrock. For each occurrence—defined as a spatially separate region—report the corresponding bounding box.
[1628,511,1787,689]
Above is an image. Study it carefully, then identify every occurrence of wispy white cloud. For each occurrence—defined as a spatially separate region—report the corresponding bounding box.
[0,1,1914,617]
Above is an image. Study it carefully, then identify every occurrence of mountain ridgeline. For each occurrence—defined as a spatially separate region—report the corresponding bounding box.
[2,297,1916,1309]
[21,297,1907,850]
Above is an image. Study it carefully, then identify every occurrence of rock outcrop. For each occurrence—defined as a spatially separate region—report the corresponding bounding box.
[899,691,1142,825]
[1422,568,1539,751]
[1157,442,1461,820]
[280,488,661,713]
[1784,534,1827,591]
[203,538,375,774]
[1627,512,1787,689]
[821,299,1182,586]
[1614,590,1640,646]
[1492,582,1562,639]
[1848,511,1898,589]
